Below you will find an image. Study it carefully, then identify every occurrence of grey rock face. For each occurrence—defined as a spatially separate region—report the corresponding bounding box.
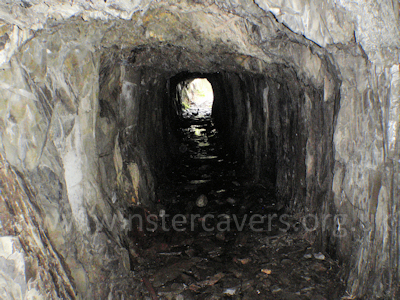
[0,0,398,299]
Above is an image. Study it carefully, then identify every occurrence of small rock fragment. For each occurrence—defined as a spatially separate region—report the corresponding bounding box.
[271,286,282,294]
[224,288,237,296]
[196,194,208,207]
[281,258,292,265]
[226,197,236,205]
[261,268,272,275]
[303,253,312,259]
[189,272,225,291]
[313,252,325,260]
[159,209,166,218]
[234,257,251,265]
[208,247,223,258]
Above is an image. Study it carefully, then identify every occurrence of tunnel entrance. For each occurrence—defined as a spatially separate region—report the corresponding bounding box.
[127,97,345,299]
[118,68,345,299]
[0,1,397,298]
[177,78,214,119]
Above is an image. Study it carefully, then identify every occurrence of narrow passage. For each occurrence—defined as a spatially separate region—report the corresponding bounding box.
[128,111,345,300]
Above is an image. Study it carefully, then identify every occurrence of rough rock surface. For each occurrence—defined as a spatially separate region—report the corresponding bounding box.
[0,0,398,299]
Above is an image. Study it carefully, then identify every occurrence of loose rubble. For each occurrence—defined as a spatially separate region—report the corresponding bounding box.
[127,113,345,299]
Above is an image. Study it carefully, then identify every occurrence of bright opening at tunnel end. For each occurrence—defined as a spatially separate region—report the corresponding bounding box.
[180,78,214,118]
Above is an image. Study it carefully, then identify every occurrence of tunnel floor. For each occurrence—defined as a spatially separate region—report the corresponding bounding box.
[127,113,346,299]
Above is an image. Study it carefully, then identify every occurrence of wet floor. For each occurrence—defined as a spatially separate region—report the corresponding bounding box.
[126,113,346,299]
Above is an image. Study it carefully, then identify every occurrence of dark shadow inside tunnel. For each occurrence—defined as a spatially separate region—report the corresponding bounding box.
[111,65,339,225]
[115,67,344,299]
[95,50,342,299]
[3,2,396,297]
[96,49,341,254]
[160,68,339,254]
[167,71,280,201]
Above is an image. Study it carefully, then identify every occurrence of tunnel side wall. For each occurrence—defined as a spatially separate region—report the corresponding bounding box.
[114,66,179,208]
[211,73,269,183]
[0,1,398,298]
[0,30,182,299]
[0,33,137,299]
[211,68,338,249]
[331,46,400,297]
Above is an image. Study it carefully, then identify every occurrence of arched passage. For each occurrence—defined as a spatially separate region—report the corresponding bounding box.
[0,1,398,299]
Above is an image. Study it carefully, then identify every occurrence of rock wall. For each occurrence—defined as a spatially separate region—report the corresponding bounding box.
[211,65,340,254]
[0,0,398,298]
[0,23,138,299]
[331,44,400,297]
[212,72,267,182]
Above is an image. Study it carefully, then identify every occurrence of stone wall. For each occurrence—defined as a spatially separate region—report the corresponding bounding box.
[331,43,400,297]
[211,66,340,254]
[0,0,398,298]
[0,22,139,298]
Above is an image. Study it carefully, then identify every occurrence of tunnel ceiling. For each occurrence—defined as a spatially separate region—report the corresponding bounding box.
[0,1,399,299]
[7,1,345,88]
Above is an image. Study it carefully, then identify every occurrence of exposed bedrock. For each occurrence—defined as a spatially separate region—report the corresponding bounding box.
[0,0,398,299]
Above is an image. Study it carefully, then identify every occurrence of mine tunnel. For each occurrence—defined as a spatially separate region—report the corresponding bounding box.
[0,1,399,300]
[96,50,342,299]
